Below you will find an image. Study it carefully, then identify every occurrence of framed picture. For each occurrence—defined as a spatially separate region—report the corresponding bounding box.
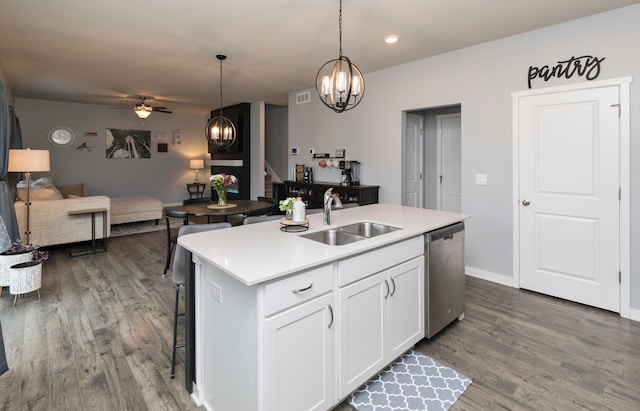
[106,129,151,159]
[296,164,305,181]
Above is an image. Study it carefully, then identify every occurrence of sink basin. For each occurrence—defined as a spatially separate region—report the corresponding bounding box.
[338,222,401,238]
[301,222,401,246]
[301,229,365,246]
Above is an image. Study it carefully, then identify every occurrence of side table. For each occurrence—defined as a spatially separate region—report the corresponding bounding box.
[0,249,32,297]
[10,260,42,305]
[187,183,206,200]
[68,208,108,257]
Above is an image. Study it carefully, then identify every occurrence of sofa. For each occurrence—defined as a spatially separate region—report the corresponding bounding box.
[14,181,163,247]
[14,183,111,247]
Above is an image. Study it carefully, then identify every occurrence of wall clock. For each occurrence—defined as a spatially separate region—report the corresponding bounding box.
[47,126,76,147]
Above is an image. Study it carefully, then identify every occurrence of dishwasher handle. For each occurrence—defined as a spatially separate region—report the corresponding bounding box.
[425,222,464,242]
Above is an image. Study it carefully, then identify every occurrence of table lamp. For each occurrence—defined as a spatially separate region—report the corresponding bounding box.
[8,148,51,245]
[190,159,205,183]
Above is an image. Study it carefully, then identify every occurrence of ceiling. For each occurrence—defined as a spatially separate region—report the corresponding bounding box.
[1,0,638,115]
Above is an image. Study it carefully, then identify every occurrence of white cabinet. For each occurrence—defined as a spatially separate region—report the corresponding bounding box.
[264,293,335,411]
[338,257,424,398]
[194,235,425,411]
[263,264,335,411]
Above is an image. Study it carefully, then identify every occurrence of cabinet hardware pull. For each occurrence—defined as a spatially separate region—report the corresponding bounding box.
[292,282,313,294]
[384,279,390,299]
[390,277,396,296]
[328,304,334,328]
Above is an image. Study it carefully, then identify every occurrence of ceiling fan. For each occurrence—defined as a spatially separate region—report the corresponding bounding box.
[112,96,172,119]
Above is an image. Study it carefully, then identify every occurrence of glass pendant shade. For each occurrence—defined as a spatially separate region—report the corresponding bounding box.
[315,0,365,113]
[206,54,237,149]
[206,115,236,148]
[316,55,364,113]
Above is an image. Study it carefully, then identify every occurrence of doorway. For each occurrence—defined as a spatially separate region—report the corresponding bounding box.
[402,105,461,211]
[512,78,631,315]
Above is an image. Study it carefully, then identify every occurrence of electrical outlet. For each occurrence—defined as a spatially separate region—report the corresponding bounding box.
[210,281,222,303]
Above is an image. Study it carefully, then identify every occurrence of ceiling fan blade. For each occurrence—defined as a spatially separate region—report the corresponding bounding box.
[154,108,173,113]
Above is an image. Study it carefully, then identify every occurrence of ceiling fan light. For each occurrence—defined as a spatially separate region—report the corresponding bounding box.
[134,104,152,119]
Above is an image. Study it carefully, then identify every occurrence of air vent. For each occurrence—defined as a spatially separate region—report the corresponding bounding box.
[296,91,311,104]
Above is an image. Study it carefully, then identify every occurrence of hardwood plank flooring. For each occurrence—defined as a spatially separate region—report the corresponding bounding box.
[1,230,639,410]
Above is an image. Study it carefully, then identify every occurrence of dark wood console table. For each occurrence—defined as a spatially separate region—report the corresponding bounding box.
[282,180,379,209]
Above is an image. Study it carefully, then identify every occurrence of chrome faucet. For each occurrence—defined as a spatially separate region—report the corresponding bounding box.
[323,188,343,225]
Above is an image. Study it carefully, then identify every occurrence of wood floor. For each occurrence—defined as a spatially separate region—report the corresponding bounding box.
[1,230,639,411]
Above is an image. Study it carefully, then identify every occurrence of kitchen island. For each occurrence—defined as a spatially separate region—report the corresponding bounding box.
[178,203,468,411]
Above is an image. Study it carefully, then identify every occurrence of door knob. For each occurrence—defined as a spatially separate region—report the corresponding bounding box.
[522,199,530,206]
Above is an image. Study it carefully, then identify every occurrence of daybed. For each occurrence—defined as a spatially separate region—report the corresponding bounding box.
[14,182,163,247]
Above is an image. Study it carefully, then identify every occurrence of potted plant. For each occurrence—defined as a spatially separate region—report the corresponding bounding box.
[279,197,296,219]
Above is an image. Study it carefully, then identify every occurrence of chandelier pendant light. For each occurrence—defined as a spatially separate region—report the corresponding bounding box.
[206,54,237,148]
[316,0,365,113]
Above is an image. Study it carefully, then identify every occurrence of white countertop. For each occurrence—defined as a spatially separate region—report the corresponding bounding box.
[178,203,469,286]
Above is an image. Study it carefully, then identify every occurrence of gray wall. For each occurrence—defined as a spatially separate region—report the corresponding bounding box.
[288,5,640,310]
[265,104,288,181]
[14,98,209,205]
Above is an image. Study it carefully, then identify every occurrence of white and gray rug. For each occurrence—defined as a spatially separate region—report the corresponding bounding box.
[349,350,472,411]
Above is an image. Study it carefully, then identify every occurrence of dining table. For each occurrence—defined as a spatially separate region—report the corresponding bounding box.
[164,199,274,223]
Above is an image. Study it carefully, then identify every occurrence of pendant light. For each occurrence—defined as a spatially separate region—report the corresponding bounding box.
[206,54,236,148]
[315,0,365,113]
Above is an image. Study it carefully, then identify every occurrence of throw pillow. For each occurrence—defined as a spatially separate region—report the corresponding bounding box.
[16,187,64,202]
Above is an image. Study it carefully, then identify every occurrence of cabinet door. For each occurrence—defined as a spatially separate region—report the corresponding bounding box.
[338,271,387,398]
[264,293,335,411]
[387,257,424,359]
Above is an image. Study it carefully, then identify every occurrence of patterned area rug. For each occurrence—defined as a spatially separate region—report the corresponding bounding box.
[350,350,472,411]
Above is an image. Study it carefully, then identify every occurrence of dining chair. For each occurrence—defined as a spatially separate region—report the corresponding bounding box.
[243,214,282,225]
[257,196,278,215]
[163,209,189,277]
[171,222,232,379]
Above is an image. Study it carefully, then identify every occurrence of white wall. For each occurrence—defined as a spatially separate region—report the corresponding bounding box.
[14,98,209,205]
[288,5,640,309]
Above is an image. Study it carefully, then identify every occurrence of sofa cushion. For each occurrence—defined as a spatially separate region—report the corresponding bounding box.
[16,186,63,202]
[57,183,88,198]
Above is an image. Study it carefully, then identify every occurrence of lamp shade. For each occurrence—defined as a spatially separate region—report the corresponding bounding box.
[8,149,50,172]
[190,159,205,169]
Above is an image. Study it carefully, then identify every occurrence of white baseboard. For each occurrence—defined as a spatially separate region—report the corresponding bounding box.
[628,307,640,323]
[466,266,640,324]
[465,266,514,288]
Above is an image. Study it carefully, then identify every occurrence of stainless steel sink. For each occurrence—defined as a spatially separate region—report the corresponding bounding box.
[338,221,401,238]
[301,229,365,246]
[301,222,401,246]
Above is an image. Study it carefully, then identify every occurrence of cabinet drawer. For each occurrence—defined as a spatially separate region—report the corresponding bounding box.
[264,264,333,316]
[338,236,423,287]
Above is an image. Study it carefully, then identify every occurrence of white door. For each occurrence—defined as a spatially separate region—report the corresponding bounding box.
[403,114,423,208]
[517,85,620,312]
[437,114,461,212]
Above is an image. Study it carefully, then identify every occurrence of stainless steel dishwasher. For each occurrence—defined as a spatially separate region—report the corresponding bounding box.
[424,222,465,338]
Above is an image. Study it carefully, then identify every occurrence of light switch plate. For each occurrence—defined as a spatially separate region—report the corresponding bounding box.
[475,174,488,185]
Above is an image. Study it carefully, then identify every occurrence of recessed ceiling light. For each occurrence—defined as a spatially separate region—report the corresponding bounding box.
[384,35,399,44]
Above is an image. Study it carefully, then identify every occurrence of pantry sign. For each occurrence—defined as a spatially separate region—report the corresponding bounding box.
[527,55,605,88]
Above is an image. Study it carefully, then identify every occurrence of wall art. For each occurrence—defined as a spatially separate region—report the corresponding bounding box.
[105,128,151,159]
[528,55,605,89]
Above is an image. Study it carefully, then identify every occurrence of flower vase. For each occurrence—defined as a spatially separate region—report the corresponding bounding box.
[216,188,227,206]
[285,209,293,220]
